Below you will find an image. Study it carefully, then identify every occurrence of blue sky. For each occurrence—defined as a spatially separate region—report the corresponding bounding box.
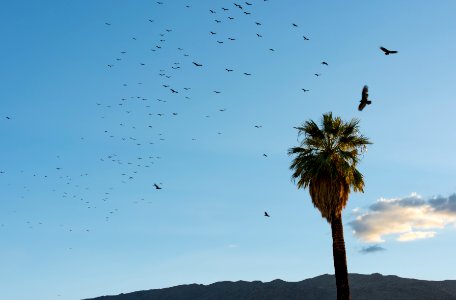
[1,1,456,299]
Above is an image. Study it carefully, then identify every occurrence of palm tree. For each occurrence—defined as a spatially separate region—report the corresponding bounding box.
[288,112,371,300]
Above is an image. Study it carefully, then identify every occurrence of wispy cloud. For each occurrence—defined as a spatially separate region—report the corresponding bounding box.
[359,245,386,254]
[349,193,456,243]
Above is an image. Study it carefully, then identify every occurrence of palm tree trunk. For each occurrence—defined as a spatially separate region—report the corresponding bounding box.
[331,215,351,300]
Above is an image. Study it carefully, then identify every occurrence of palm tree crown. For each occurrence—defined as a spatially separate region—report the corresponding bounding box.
[288,112,371,222]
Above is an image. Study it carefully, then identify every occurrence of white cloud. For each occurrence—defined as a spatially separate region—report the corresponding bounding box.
[397,231,436,242]
[348,193,456,243]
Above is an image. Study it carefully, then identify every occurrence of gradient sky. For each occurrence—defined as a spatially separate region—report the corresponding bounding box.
[1,1,456,300]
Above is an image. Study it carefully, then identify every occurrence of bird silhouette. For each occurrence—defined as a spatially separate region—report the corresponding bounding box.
[302,88,309,92]
[193,62,203,67]
[154,183,162,190]
[303,36,309,40]
[264,211,270,217]
[225,68,233,72]
[380,46,398,55]
[321,61,329,66]
[358,85,372,111]
[263,154,268,157]
[292,23,298,27]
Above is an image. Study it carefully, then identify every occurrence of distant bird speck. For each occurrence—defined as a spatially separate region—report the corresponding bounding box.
[380,46,398,55]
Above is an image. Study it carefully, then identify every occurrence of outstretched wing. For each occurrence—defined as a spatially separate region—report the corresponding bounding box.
[379,46,389,53]
[362,85,369,101]
[358,102,366,111]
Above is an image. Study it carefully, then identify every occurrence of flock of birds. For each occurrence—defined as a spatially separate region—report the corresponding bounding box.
[1,1,399,235]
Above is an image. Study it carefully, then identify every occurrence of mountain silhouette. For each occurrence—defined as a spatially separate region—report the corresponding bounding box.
[84,273,456,300]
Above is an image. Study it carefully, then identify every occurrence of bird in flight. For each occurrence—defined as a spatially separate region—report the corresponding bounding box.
[314,73,321,77]
[302,88,309,92]
[193,62,203,67]
[263,154,268,157]
[105,22,111,26]
[292,23,298,27]
[321,61,329,66]
[379,46,398,55]
[243,72,251,76]
[254,125,262,128]
[5,116,11,120]
[303,36,309,41]
[264,211,270,217]
[153,183,162,190]
[358,85,372,111]
[226,68,233,72]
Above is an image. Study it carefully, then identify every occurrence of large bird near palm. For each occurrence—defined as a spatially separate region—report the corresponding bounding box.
[289,112,371,300]
[358,85,372,111]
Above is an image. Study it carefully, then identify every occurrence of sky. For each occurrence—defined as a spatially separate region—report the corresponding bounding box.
[1,1,456,299]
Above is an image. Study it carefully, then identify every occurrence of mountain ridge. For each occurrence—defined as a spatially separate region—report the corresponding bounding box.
[84,273,456,300]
